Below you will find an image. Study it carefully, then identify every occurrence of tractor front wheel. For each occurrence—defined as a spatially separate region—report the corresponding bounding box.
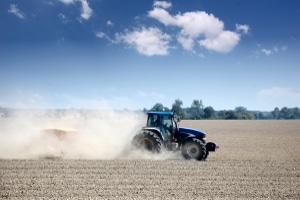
[181,138,206,161]
[132,131,163,153]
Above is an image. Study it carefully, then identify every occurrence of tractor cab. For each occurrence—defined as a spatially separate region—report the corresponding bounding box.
[146,111,179,141]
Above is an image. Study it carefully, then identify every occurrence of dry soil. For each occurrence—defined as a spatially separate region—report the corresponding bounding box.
[1,120,299,199]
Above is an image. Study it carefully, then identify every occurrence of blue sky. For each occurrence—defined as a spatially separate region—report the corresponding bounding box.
[1,0,299,111]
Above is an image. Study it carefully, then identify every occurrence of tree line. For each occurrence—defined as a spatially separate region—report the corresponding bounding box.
[1,100,300,120]
[143,99,300,120]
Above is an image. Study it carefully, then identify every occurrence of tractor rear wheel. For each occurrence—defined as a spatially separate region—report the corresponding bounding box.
[181,138,206,160]
[132,131,163,153]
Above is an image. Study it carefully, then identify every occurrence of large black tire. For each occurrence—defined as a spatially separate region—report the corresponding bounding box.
[181,138,206,161]
[132,131,163,153]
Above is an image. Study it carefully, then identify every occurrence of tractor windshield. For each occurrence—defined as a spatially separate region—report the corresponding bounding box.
[162,115,172,133]
[161,115,177,140]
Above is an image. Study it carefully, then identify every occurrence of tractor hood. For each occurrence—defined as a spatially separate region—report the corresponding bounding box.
[178,127,206,137]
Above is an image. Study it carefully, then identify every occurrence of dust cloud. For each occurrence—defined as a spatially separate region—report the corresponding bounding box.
[0,110,143,159]
[0,110,184,160]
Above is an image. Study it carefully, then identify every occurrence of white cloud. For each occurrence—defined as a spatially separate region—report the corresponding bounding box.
[256,44,288,57]
[80,0,92,20]
[98,1,247,56]
[199,30,240,53]
[58,13,69,24]
[95,32,116,43]
[95,32,106,38]
[260,48,272,55]
[153,0,172,9]
[107,20,114,26]
[177,34,195,50]
[236,24,250,34]
[59,0,92,21]
[8,4,25,19]
[260,46,287,56]
[59,0,75,4]
[148,3,244,53]
[256,87,300,110]
[115,27,171,56]
[148,7,176,26]
[175,12,224,38]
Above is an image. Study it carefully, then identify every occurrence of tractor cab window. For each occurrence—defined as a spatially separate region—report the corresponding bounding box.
[147,114,159,127]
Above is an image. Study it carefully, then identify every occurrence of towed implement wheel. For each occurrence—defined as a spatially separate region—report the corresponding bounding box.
[181,138,206,161]
[132,131,163,153]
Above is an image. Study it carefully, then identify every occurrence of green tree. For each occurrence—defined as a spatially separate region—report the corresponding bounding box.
[234,106,255,119]
[292,107,300,119]
[272,107,280,119]
[203,106,216,119]
[279,107,289,119]
[190,99,204,119]
[150,103,164,111]
[257,112,265,119]
[235,106,247,114]
[224,110,237,119]
[172,99,187,119]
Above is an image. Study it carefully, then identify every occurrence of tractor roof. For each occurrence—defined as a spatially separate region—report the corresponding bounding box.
[147,111,174,116]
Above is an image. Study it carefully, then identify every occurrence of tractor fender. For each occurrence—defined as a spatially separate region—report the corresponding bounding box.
[178,127,206,142]
[142,127,165,141]
[179,127,206,137]
[181,136,206,147]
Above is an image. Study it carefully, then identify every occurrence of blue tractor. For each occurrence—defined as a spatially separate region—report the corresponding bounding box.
[132,111,218,160]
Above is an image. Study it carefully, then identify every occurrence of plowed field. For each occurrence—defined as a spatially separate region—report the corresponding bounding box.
[1,120,300,199]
